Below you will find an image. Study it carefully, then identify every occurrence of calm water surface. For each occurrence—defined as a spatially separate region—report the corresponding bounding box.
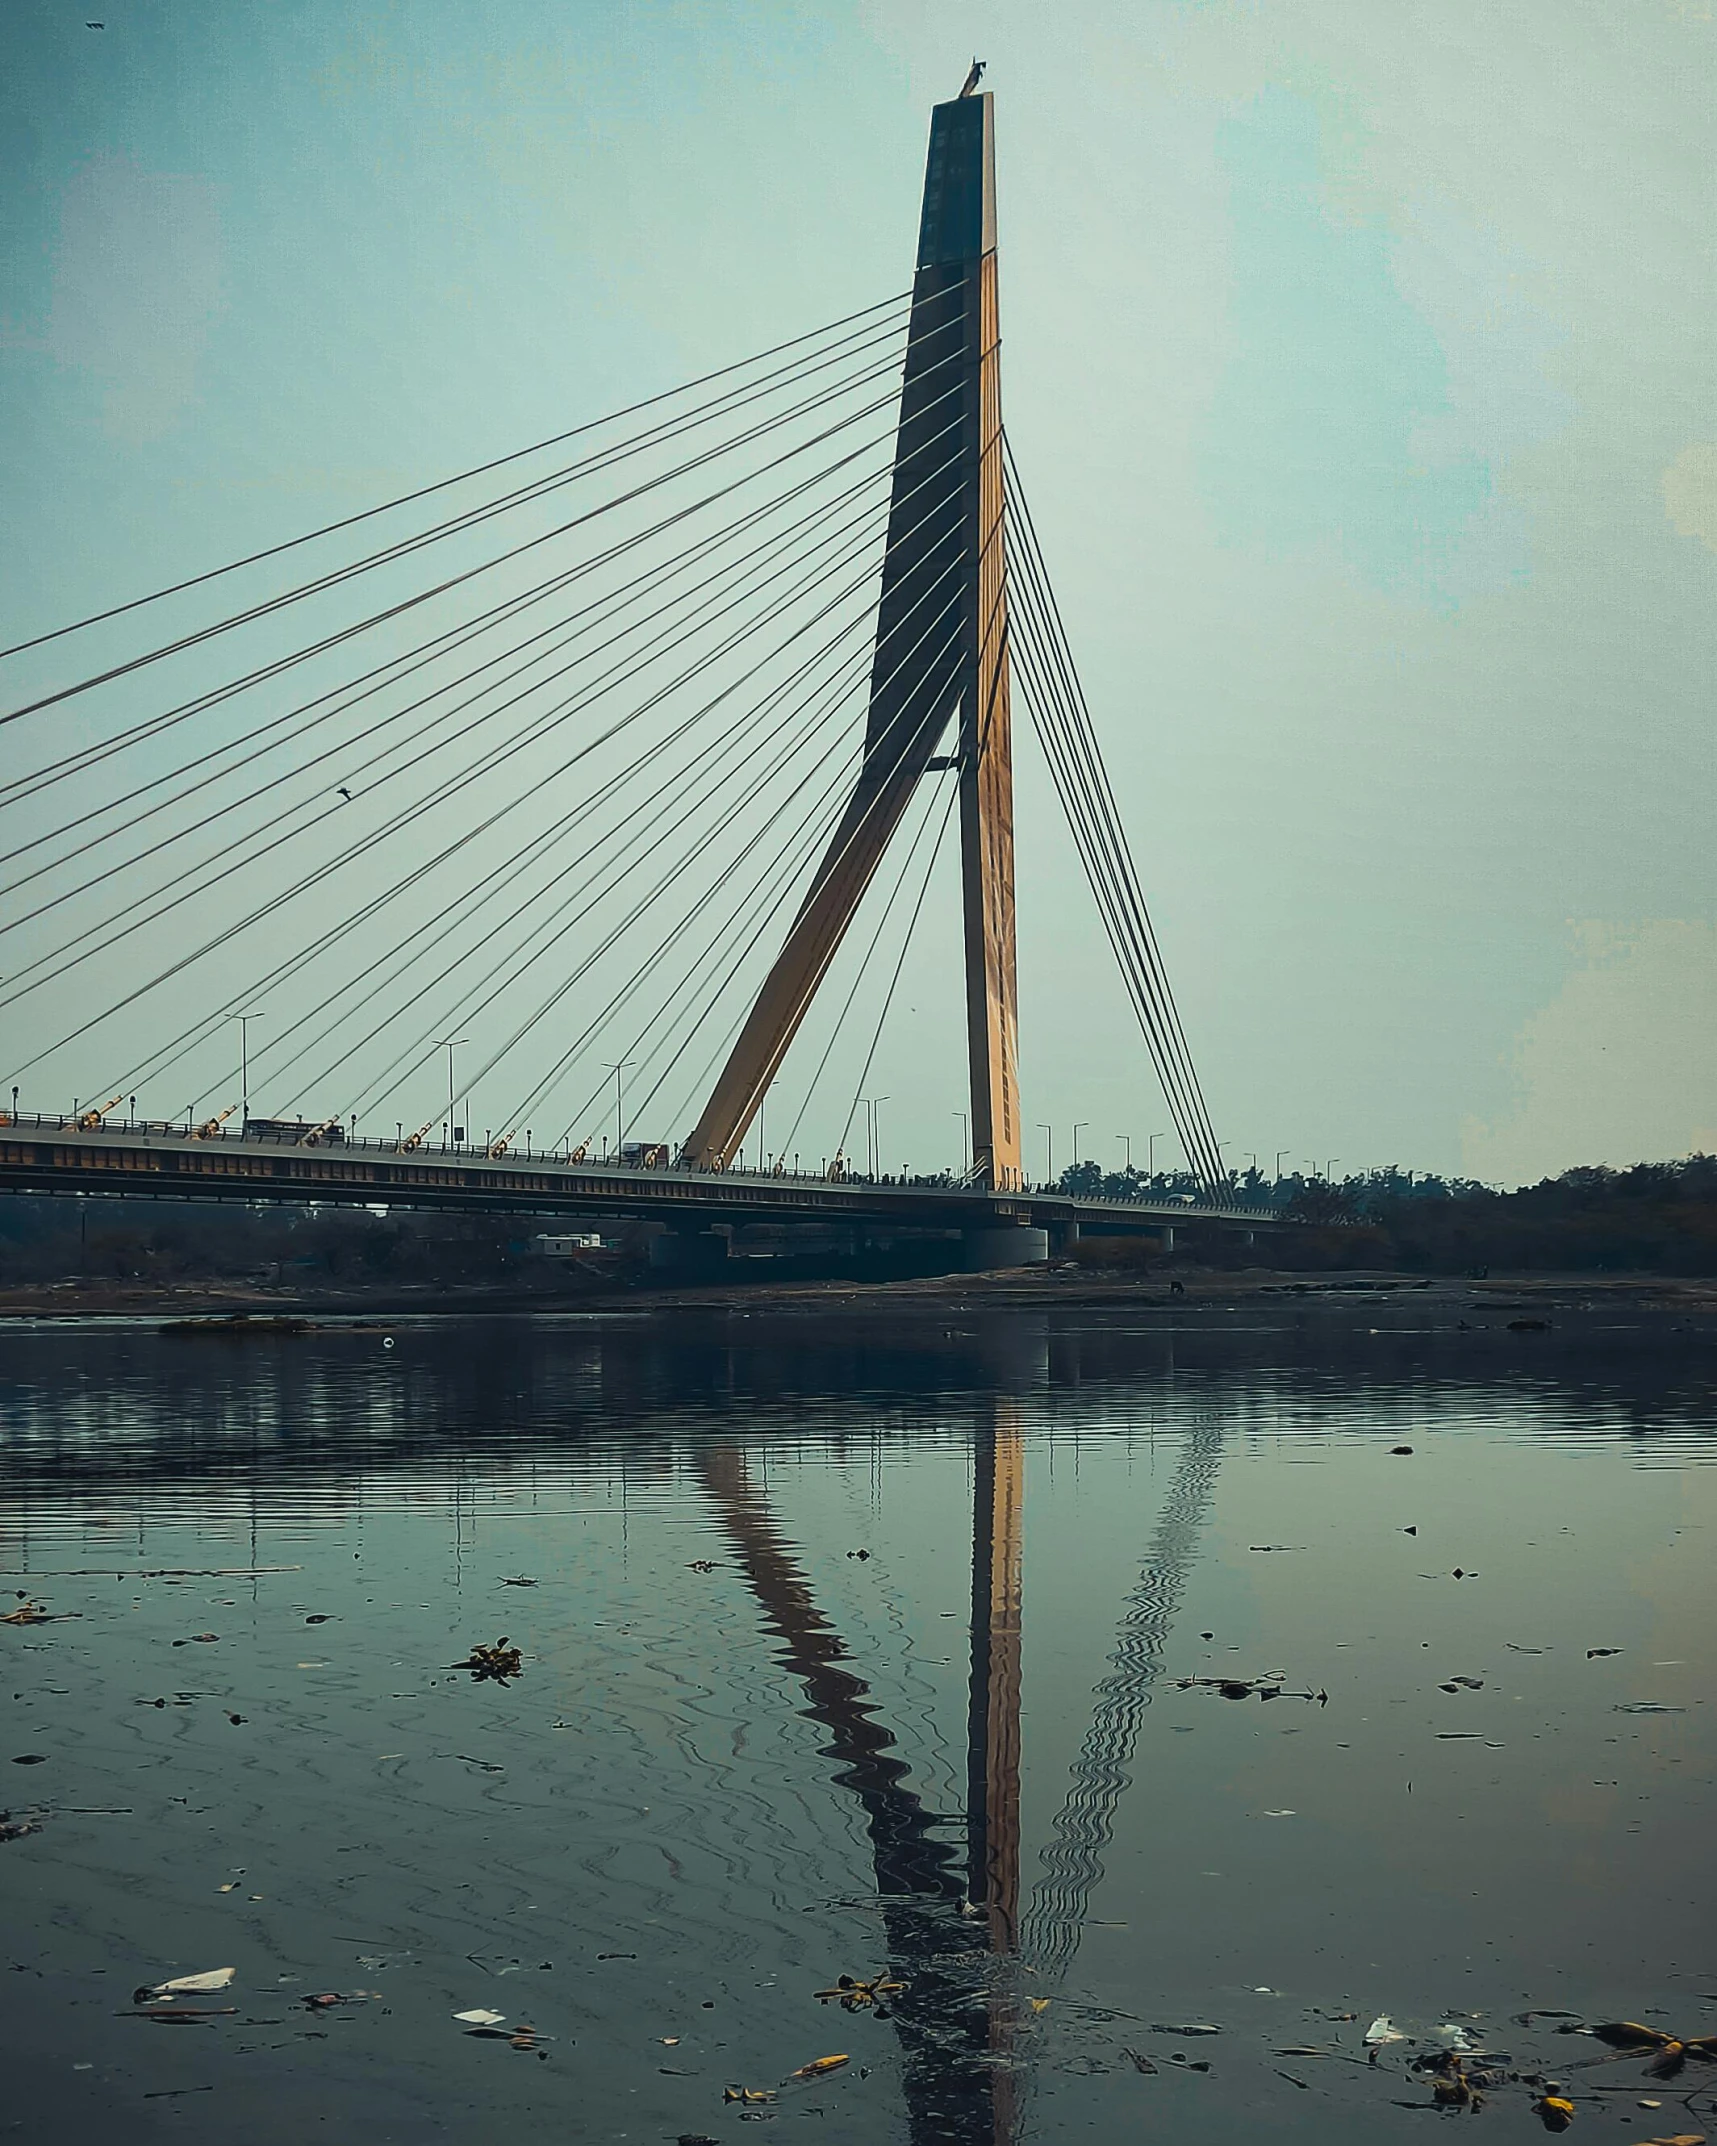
[2,1309,1713,2143]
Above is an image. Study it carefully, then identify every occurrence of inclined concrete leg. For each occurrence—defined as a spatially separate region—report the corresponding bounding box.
[961,1225,1050,1271]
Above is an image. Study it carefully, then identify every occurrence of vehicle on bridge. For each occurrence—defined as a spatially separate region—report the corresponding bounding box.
[243,1116,347,1146]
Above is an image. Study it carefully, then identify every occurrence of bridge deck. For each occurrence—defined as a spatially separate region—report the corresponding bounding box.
[0,1119,1271,1234]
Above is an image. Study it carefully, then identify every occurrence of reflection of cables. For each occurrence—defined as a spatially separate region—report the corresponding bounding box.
[0,289,911,662]
[1019,1418,1225,1982]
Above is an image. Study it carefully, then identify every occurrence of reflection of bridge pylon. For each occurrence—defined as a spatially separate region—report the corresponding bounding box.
[683,87,1021,1189]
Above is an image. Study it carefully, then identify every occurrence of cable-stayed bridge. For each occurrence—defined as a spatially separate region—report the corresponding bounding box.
[0,87,1267,1264]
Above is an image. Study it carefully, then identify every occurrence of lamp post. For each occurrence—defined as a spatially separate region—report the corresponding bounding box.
[864,1095,889,1177]
[1117,1133,1131,1172]
[1326,1158,1340,1181]
[1071,1120,1089,1170]
[953,1110,969,1176]
[435,1037,469,1147]
[234,1011,265,1131]
[1149,1130,1168,1178]
[606,1060,636,1160]
[1037,1122,1054,1186]
[1275,1149,1290,1181]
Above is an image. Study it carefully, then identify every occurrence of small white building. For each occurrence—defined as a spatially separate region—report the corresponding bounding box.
[531,1232,605,1256]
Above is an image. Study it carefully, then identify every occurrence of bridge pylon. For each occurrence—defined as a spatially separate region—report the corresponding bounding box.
[681,88,1022,1188]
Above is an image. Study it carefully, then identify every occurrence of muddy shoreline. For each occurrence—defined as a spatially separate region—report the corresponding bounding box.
[3,1268,1714,1335]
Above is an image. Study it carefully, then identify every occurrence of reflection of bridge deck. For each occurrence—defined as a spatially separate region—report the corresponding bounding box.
[0,1118,1273,1237]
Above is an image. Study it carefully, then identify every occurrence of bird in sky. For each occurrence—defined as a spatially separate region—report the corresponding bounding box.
[960,58,985,97]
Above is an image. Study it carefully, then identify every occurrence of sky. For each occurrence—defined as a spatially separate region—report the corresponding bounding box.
[1,0,1712,1186]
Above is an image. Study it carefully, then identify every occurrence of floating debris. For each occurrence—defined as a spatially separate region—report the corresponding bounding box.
[135,1967,234,2001]
[453,2007,506,2026]
[723,2086,777,2104]
[1535,2086,1577,2130]
[451,1638,523,1682]
[789,2055,849,2080]
[814,1972,905,2012]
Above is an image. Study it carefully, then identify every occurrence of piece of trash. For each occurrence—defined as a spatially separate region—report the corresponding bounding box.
[218,1882,238,1892]
[1030,1998,1051,2014]
[1508,1317,1550,1331]
[789,2055,849,2080]
[1435,2022,1479,2050]
[305,1614,333,1624]
[1165,2052,1212,2070]
[1534,2087,1576,2130]
[1614,1704,1685,1715]
[723,2087,777,2104]
[501,1577,538,1587]
[1446,1676,1484,1690]
[1156,2022,1222,2036]
[11,1754,47,1765]
[172,1633,220,1645]
[1633,2135,1705,2146]
[129,2005,237,2024]
[450,1638,523,1682]
[687,1561,718,1573]
[660,2036,681,2045]
[1,1600,57,1625]
[1515,2010,1583,2026]
[1365,2015,1407,2047]
[136,1967,235,2000]
[1584,2024,1672,2050]
[1587,1648,1623,1659]
[227,1713,246,1725]
[0,1813,44,1843]
[1262,1810,1296,1818]
[1122,2049,1158,2073]
[678,2136,721,2145]
[814,1972,905,2011]
[1391,1446,1414,1455]
[453,2007,505,2026]
[1276,2046,1330,2057]
[1507,1644,1548,1654]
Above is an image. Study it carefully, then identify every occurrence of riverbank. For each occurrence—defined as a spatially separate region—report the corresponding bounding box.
[3,1267,1715,1334]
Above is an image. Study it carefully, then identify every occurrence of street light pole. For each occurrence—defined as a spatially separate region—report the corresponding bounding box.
[1037,1122,1053,1186]
[234,1011,265,1131]
[872,1096,889,1177]
[1149,1130,1168,1178]
[1072,1120,1089,1170]
[1117,1133,1131,1172]
[435,1038,469,1147]
[1275,1149,1290,1181]
[606,1060,636,1159]
[953,1110,969,1176]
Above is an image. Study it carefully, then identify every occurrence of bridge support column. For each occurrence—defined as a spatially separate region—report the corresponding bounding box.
[961,1224,1048,1272]
[1048,1219,1079,1257]
[648,1225,731,1276]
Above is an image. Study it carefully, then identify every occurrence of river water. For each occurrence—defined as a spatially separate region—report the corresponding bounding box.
[2,1307,1713,2143]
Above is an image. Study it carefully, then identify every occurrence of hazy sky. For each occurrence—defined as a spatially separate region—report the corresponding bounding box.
[2,0,1712,1185]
